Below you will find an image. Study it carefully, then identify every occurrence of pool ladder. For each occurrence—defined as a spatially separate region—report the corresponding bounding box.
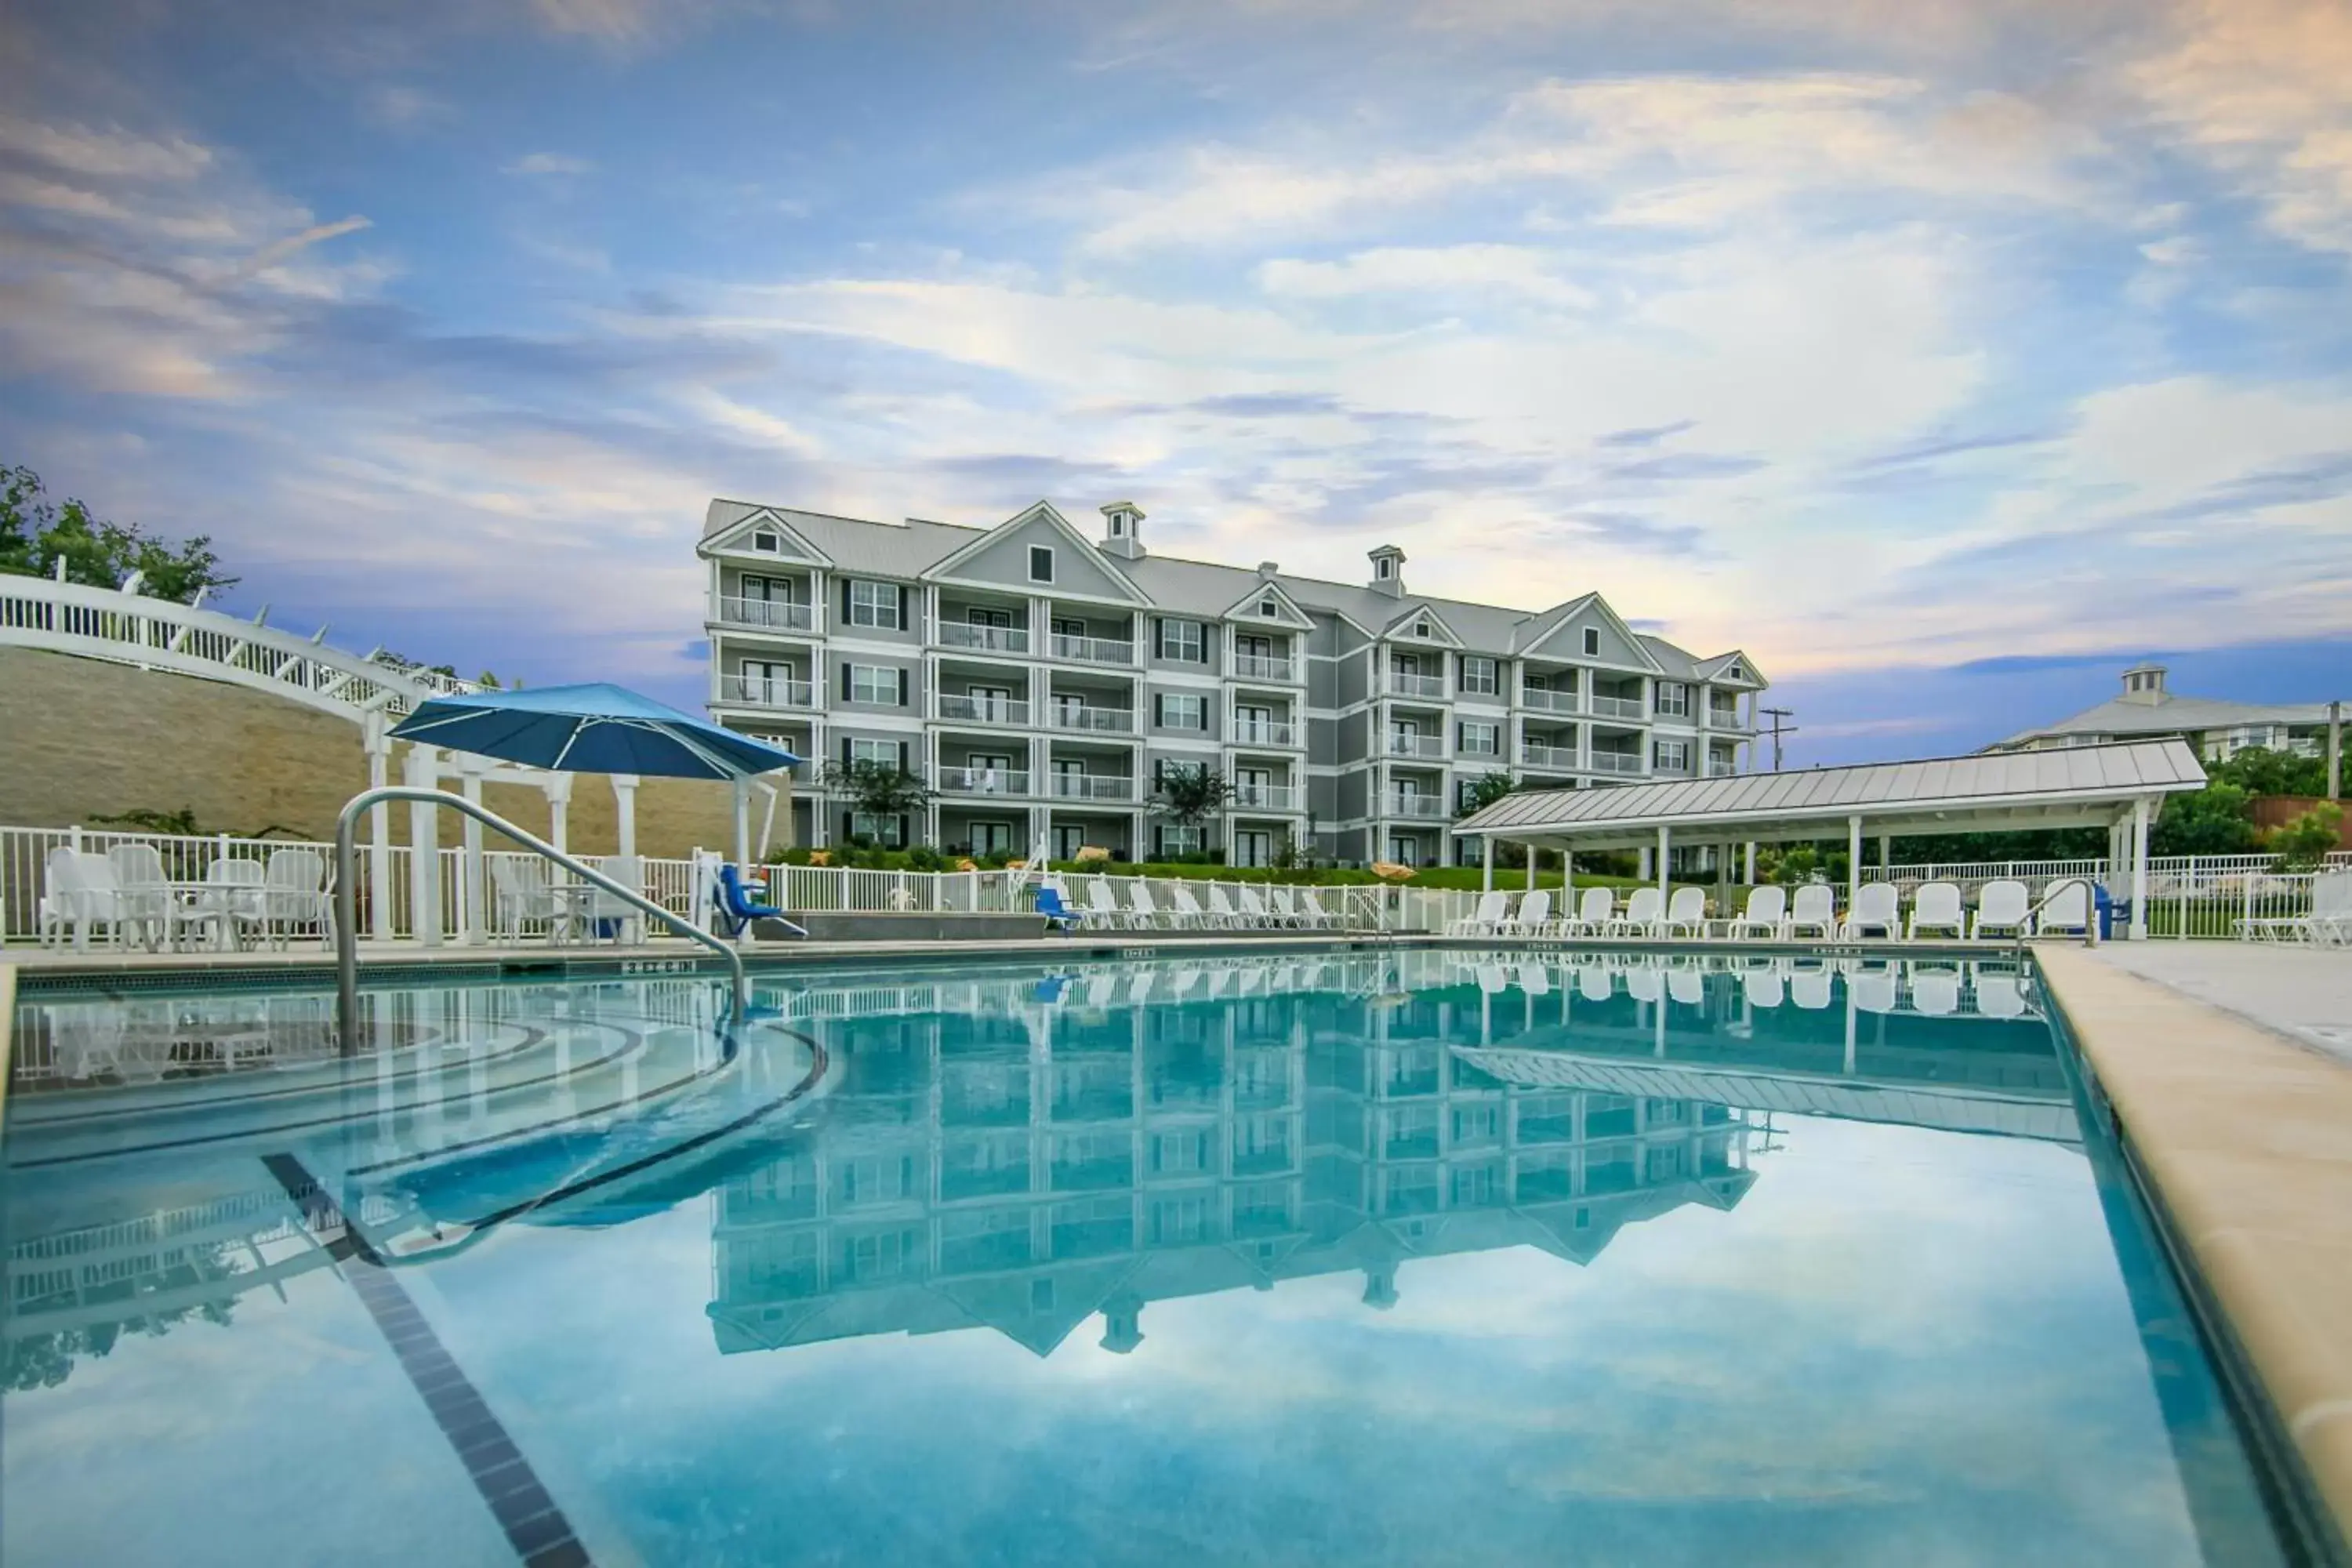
[332,786,749,1054]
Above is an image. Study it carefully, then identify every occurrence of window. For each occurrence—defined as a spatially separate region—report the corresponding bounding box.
[1258,597,1279,618]
[1726,661,1744,680]
[1376,556,1395,580]
[849,811,905,846]
[1653,738,1691,772]
[848,579,902,630]
[751,530,780,553]
[1159,822,1204,857]
[1414,619,1432,638]
[1156,692,1207,731]
[1655,681,1690,717]
[845,663,904,706]
[847,738,902,769]
[1236,633,1273,660]
[1457,720,1499,757]
[1157,618,1204,662]
[1052,615,1086,640]
[1455,779,1482,811]
[1155,758,1207,787]
[967,606,1012,629]
[1582,626,1601,656]
[1029,545,1054,583]
[1460,655,1498,696]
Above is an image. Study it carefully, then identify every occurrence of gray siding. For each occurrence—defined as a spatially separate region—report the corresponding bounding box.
[937,514,1138,601]
[1337,651,1369,707]
[1337,710,1369,762]
[1338,770,1369,819]
[1308,775,1339,819]
[1307,717,1340,767]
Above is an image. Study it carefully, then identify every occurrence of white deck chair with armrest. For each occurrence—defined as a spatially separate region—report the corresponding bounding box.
[1908,964,1962,1016]
[1204,883,1247,930]
[1610,887,1664,938]
[1849,963,1899,1014]
[1723,884,1787,941]
[1559,885,1615,938]
[1667,965,1704,1007]
[1236,884,1285,929]
[2240,870,2352,945]
[1497,889,1552,938]
[1907,882,1966,940]
[1083,879,1125,930]
[2038,879,2093,937]
[1448,890,1508,936]
[1168,883,1210,929]
[107,844,173,952]
[1662,887,1709,939]
[1971,879,2032,938]
[1788,962,1834,1009]
[1743,966,1784,1009]
[1841,882,1900,940]
[1578,963,1613,1003]
[1126,882,1170,930]
[1785,884,1837,940]
[1294,887,1341,931]
[262,848,331,949]
[585,854,644,943]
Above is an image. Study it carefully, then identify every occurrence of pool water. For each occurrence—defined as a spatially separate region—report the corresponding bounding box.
[1,950,2295,1566]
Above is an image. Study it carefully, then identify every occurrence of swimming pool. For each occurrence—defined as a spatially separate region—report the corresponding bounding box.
[0,949,2301,1565]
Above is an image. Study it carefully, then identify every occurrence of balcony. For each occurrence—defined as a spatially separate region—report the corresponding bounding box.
[938,767,1030,797]
[1232,653,1297,683]
[1047,703,1134,734]
[1231,719,1298,748]
[1520,686,1578,713]
[717,673,815,709]
[1519,742,1579,770]
[937,694,1032,727]
[1232,784,1301,812]
[1707,759,1739,778]
[1050,633,1135,666]
[1387,732,1444,759]
[937,622,1030,655]
[1590,751,1645,775]
[1385,793,1448,818]
[715,596,818,633]
[1589,694,1646,721]
[1385,670,1446,700]
[1048,773,1134,801]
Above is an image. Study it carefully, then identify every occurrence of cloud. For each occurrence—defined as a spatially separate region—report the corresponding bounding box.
[504,152,595,176]
[1595,419,1694,448]
[1258,245,1595,308]
[236,216,372,277]
[360,85,456,130]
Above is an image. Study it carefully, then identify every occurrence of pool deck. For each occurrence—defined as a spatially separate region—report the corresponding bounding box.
[2038,944,2352,1549]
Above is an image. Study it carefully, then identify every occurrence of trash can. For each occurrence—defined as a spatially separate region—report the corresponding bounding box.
[2092,883,2115,942]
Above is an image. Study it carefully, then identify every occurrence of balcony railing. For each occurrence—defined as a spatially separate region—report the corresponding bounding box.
[1048,703,1134,734]
[717,673,815,709]
[1707,705,1748,731]
[1519,743,1579,770]
[937,694,1031,726]
[1232,653,1298,683]
[1520,686,1578,713]
[1591,751,1644,775]
[1231,719,1298,748]
[1232,784,1301,812]
[1385,793,1448,818]
[715,596,818,633]
[1048,773,1134,801]
[937,767,1030,796]
[1385,670,1446,699]
[937,622,1030,655]
[1589,694,1646,721]
[1050,633,1134,666]
[1707,760,1739,778]
[1387,733,1444,758]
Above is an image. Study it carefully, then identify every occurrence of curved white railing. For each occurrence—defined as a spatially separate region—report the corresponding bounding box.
[0,573,471,723]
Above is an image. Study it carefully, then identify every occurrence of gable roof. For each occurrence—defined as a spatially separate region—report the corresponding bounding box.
[1991,691,2333,750]
[919,499,1151,604]
[1218,575,1316,629]
[1381,600,1465,649]
[700,504,837,567]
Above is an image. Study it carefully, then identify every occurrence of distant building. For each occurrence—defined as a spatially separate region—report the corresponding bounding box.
[1986,664,2338,763]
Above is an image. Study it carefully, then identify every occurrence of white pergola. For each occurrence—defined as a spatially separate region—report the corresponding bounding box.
[1452,739,2210,940]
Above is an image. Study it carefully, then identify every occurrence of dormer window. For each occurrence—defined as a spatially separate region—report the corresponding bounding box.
[1727,662,1744,680]
[1029,546,1054,583]
[1258,598,1278,618]
[1109,514,1126,536]
[752,530,779,553]
[1583,627,1601,656]
[1377,557,1395,580]
[1414,619,1431,638]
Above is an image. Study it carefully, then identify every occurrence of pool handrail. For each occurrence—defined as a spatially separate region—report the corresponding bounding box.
[333,786,748,1051]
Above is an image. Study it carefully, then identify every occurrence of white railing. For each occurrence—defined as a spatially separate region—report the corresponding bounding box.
[1050,633,1134,666]
[936,694,1031,726]
[1048,774,1134,802]
[1232,654,1297,683]
[937,768,1031,797]
[1707,760,1738,777]
[1857,853,2352,887]
[1521,687,1578,713]
[937,622,1030,654]
[714,596,818,633]
[1590,751,1644,775]
[1520,743,1579,769]
[1588,694,1646,721]
[1707,703,1744,730]
[1386,794,1448,818]
[1388,733,1444,759]
[1232,719,1298,747]
[1385,670,1446,699]
[1232,786,1301,812]
[717,673,816,709]
[1048,703,1134,734]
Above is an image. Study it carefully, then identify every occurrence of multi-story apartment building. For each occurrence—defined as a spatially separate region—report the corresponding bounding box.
[699,497,1767,866]
[1986,663,2343,764]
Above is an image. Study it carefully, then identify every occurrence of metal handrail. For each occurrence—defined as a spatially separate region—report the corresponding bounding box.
[334,787,748,1050]
[2030,875,2100,946]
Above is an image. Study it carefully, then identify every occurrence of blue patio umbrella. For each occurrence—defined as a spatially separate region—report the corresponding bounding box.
[389,682,798,777]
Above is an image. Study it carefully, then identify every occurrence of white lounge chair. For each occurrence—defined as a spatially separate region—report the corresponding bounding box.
[107,843,174,952]
[1497,889,1552,938]
[1578,964,1613,1003]
[1661,886,1708,939]
[1448,890,1508,936]
[1667,965,1704,1007]
[1293,887,1343,931]
[1723,884,1787,941]
[262,848,332,949]
[1167,883,1210,929]
[1083,878,1125,931]
[1971,879,2032,939]
[1907,882,1966,940]
[2238,870,2352,946]
[1611,887,1664,937]
[1127,882,1172,929]
[1849,963,1899,1013]
[1788,963,1833,1009]
[2039,878,2094,938]
[1973,967,2027,1018]
[1236,884,1284,928]
[1909,965,1962,1016]
[1786,884,1837,940]
[1841,883,1900,940]
[1743,966,1784,1009]
[1558,885,1615,938]
[1624,962,1664,1004]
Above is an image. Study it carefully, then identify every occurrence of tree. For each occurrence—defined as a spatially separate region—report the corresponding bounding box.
[1152,764,1233,829]
[2151,781,2259,856]
[1453,771,1519,820]
[819,758,933,822]
[2267,801,2344,871]
[2209,746,2332,800]
[1,463,235,603]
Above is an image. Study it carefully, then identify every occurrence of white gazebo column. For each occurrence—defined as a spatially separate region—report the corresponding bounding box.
[732,776,752,869]
[1656,825,1670,907]
[405,745,442,947]
[1482,834,1494,893]
[1525,842,1537,891]
[1744,841,1756,884]
[457,756,489,946]
[2130,796,2151,941]
[1846,815,1863,915]
[543,771,572,854]
[365,715,394,942]
[612,773,641,859]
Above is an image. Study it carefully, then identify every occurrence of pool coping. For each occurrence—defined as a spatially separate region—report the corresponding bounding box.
[2036,945,2352,1559]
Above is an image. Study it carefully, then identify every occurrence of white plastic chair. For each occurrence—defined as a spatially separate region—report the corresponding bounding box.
[1743,966,1784,1009]
[1849,963,1899,1014]
[1167,883,1210,929]
[1497,889,1552,938]
[1786,884,1837,939]
[1204,884,1246,929]
[1084,879,1125,930]
[262,848,331,949]
[1971,880,2031,938]
[1294,887,1341,930]
[1558,884,1615,937]
[1662,887,1708,938]
[107,844,174,952]
[1236,885,1283,928]
[1842,883,1900,940]
[1578,964,1613,1003]
[1724,884,1786,940]
[176,858,264,951]
[1449,890,1508,935]
[1611,887,1664,937]
[1973,967,2027,1018]
[2038,879,2093,937]
[1907,882,1965,940]
[492,856,559,938]
[1667,965,1704,1007]
[585,855,644,942]
[1127,882,1168,930]
[1788,964,1833,1009]
[1909,965,1962,1016]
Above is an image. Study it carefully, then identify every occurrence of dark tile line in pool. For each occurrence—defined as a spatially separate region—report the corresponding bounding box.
[260,1152,594,1568]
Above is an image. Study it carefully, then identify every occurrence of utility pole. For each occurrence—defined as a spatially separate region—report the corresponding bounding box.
[1761,706,1798,771]
[2330,700,2343,799]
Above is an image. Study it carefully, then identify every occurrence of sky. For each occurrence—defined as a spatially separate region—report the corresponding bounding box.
[2,0,2348,764]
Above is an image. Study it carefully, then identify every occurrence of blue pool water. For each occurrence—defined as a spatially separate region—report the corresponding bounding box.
[0,950,2296,1566]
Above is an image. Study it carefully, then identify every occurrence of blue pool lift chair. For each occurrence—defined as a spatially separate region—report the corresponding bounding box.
[715,863,789,938]
[1035,885,1082,934]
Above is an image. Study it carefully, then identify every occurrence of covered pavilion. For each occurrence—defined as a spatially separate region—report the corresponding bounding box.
[1450,739,2210,940]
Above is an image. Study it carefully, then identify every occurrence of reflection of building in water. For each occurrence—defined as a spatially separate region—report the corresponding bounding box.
[710,972,1759,1357]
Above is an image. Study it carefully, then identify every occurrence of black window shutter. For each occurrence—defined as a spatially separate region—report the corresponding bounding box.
[840,735,852,766]
[897,740,909,771]
[897,669,910,707]
[840,662,852,700]
[841,579,853,621]
[1152,693,1163,726]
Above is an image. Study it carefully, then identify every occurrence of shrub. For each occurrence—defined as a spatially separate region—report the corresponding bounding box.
[2268,802,2344,871]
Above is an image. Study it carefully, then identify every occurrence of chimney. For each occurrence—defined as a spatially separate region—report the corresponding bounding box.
[1099,500,1145,561]
[2118,662,2169,706]
[1256,561,1279,579]
[1367,543,1406,597]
